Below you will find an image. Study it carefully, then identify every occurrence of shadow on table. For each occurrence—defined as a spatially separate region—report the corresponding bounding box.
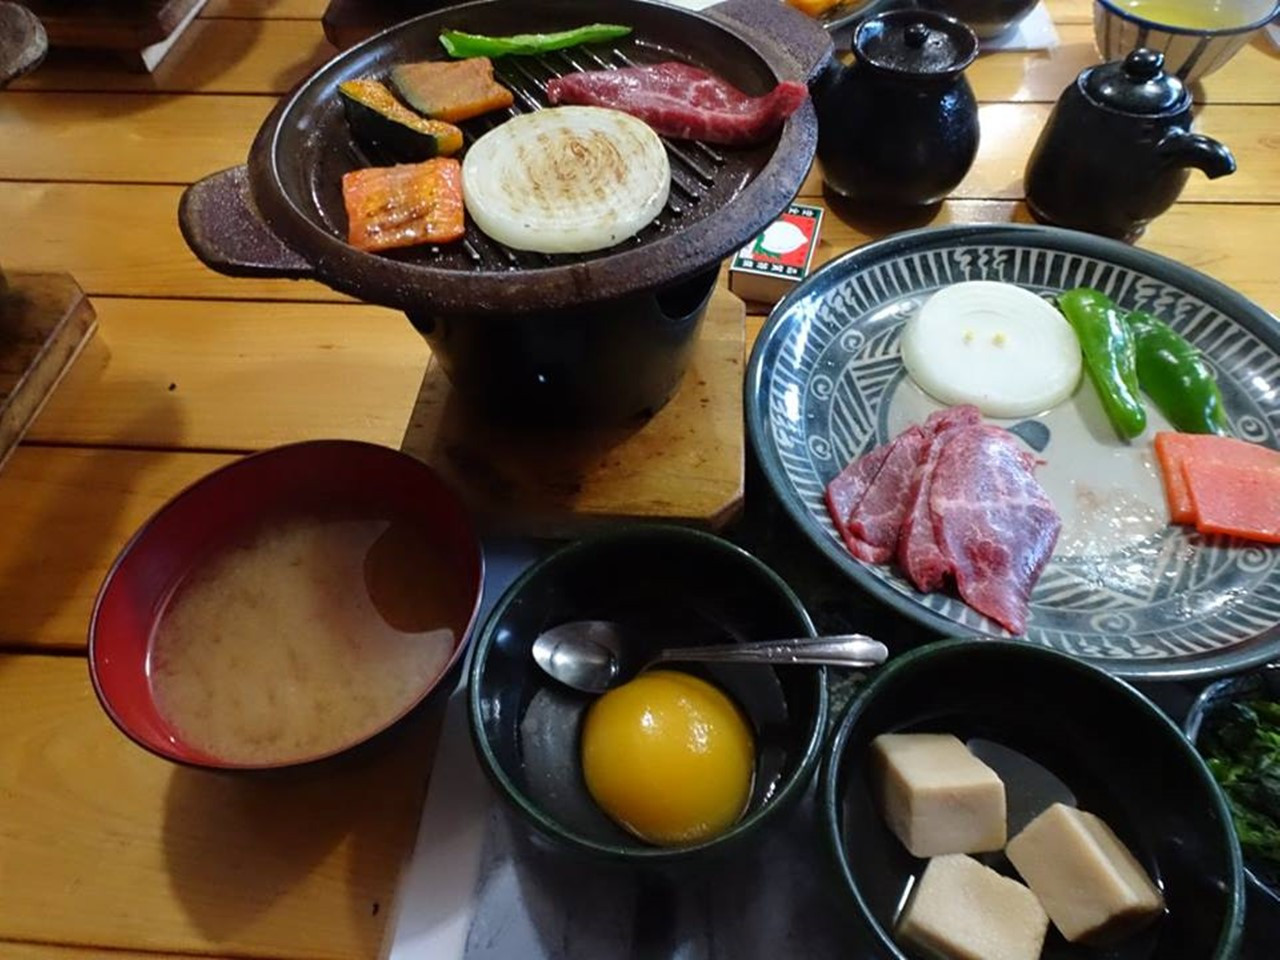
[161,705,441,956]
[0,357,186,661]
[462,786,875,960]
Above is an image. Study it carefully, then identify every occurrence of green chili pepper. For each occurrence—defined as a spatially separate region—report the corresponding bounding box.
[439,24,633,59]
[1057,287,1147,440]
[1125,310,1229,436]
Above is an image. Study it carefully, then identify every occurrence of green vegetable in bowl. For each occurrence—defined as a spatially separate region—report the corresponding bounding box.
[1125,310,1229,436]
[1201,698,1280,867]
[439,24,632,59]
[1057,288,1146,440]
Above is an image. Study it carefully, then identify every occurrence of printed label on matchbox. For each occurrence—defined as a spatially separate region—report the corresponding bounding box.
[731,204,823,279]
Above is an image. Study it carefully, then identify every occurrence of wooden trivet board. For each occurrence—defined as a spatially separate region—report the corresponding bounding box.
[399,287,747,537]
[0,272,97,471]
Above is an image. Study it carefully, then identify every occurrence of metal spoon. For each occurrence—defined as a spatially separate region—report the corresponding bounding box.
[531,618,889,694]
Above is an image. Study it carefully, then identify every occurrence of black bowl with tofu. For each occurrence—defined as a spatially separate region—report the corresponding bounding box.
[821,639,1244,960]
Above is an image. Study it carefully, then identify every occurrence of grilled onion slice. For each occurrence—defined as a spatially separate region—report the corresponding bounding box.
[461,106,671,255]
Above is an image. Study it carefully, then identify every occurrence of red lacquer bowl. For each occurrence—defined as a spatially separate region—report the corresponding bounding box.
[88,440,484,771]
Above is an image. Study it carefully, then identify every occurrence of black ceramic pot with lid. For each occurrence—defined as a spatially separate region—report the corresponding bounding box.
[814,10,980,207]
[1025,48,1236,242]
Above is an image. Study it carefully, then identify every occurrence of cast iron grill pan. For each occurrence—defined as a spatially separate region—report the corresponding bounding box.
[332,40,754,274]
[240,0,823,315]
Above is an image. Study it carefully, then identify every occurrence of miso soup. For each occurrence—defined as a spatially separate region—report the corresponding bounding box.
[148,514,470,764]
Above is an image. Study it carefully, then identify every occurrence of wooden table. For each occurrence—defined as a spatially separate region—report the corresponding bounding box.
[0,2,1276,957]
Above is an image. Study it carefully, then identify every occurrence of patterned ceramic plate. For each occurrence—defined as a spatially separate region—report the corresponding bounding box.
[746,224,1280,681]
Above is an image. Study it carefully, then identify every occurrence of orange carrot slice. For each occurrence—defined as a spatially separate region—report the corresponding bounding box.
[1182,458,1280,544]
[1154,432,1280,524]
[1154,433,1198,523]
[342,158,464,253]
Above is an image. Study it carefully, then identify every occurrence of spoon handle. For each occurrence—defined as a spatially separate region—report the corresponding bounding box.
[652,634,888,669]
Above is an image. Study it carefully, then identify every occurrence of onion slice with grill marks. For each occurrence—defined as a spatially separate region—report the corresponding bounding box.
[461,106,671,255]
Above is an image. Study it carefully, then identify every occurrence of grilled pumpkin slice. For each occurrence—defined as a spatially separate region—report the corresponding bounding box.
[342,158,465,253]
[339,79,464,161]
[389,57,514,123]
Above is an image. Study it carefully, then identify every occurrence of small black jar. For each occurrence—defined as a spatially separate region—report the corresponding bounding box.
[1025,48,1236,242]
[814,11,980,207]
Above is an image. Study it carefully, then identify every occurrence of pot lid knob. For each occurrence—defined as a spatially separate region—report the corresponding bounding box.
[1082,47,1187,115]
[855,10,979,77]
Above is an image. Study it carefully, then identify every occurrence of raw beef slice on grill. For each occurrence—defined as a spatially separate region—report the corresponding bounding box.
[929,426,1061,635]
[544,62,808,146]
[843,425,928,563]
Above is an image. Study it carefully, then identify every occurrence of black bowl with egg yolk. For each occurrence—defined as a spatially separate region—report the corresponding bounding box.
[467,524,829,865]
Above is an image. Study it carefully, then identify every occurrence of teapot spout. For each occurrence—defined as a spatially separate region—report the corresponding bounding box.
[1157,131,1237,180]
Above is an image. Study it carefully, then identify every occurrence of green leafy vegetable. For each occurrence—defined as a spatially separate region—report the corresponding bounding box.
[1201,698,1280,866]
[439,24,633,59]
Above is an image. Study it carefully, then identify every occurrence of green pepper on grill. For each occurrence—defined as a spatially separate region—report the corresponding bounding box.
[1057,288,1147,440]
[1125,310,1229,436]
[439,24,632,59]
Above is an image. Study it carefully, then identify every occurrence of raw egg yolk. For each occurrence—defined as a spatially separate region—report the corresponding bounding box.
[580,669,755,846]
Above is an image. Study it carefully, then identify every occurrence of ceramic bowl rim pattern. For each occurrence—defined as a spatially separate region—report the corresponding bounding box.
[1094,0,1280,37]
[819,637,1247,960]
[745,221,1280,682]
[87,439,486,771]
[466,524,830,863]
[1183,663,1280,907]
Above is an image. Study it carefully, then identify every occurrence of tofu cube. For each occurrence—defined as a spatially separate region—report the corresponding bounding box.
[1005,803,1165,945]
[896,854,1049,960]
[870,733,1007,857]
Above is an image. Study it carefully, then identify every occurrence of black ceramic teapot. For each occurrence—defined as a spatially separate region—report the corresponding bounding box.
[1025,48,1236,242]
[813,10,980,207]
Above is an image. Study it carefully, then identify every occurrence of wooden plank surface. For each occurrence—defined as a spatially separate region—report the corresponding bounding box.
[0,944,208,960]
[2,180,1277,310]
[23,297,426,450]
[202,0,1095,22]
[0,446,236,650]
[796,103,1280,203]
[0,182,349,301]
[10,13,1279,103]
[14,18,335,95]
[0,653,436,960]
[0,92,270,183]
[7,94,1275,204]
[204,0,328,15]
[0,0,1277,957]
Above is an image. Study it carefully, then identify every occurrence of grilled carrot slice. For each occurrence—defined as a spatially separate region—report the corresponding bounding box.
[1183,458,1280,544]
[342,158,464,253]
[1154,432,1280,524]
[390,57,514,123]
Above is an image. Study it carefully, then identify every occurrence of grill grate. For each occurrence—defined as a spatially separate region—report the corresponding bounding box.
[361,39,735,273]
